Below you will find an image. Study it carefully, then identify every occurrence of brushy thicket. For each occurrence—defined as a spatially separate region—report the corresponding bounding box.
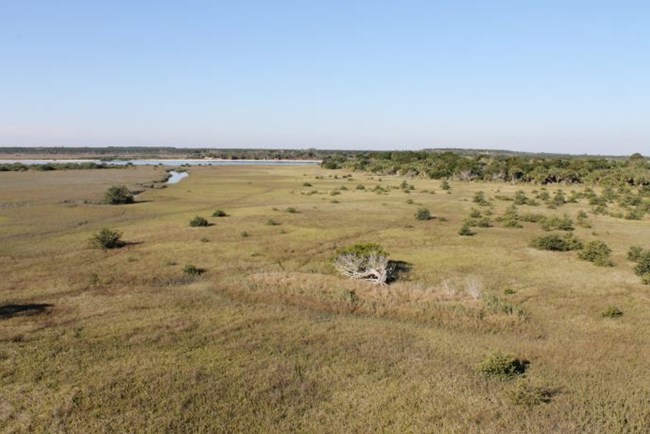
[103,185,134,205]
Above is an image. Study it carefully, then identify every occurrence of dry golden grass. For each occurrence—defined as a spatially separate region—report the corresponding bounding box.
[1,165,650,433]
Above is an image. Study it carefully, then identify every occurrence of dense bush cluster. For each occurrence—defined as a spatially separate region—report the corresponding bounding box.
[321,150,649,186]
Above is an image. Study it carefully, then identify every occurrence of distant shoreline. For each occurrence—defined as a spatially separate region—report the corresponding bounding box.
[0,158,322,165]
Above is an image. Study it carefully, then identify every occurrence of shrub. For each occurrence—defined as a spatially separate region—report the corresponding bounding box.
[552,190,566,206]
[483,293,524,316]
[473,191,489,206]
[183,264,204,276]
[477,351,527,380]
[90,228,125,249]
[476,217,493,228]
[286,207,299,213]
[540,214,574,231]
[633,251,650,277]
[302,182,312,187]
[441,180,451,190]
[505,381,554,406]
[601,306,623,318]
[266,219,280,226]
[627,246,644,262]
[240,231,249,238]
[212,209,227,217]
[415,208,431,221]
[500,205,522,228]
[459,224,475,236]
[576,210,592,228]
[469,208,482,218]
[530,233,583,251]
[519,213,545,223]
[189,216,209,227]
[514,190,530,205]
[103,185,134,205]
[578,240,613,266]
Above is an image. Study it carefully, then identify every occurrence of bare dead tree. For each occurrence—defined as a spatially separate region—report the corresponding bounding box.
[333,252,390,285]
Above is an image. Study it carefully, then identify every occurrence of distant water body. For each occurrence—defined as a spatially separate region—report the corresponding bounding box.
[166,171,189,184]
[1,159,321,166]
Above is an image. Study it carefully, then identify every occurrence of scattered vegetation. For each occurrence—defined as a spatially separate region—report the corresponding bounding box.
[212,209,227,217]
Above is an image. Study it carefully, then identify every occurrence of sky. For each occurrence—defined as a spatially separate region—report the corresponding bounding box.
[1,1,649,155]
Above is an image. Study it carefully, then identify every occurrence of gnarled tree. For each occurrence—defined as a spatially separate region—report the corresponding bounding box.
[333,243,391,285]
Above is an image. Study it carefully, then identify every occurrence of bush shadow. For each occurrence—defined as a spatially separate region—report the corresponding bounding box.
[0,303,53,320]
[387,260,412,284]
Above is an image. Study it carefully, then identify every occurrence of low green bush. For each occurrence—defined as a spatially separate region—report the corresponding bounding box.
[477,351,527,380]
[578,240,613,266]
[633,251,650,279]
[627,246,644,262]
[530,233,583,251]
[183,264,204,276]
[189,216,209,227]
[415,208,431,221]
[103,185,134,205]
[505,380,554,406]
[601,306,623,318]
[212,209,227,217]
[459,224,475,236]
[90,228,125,249]
[540,214,574,231]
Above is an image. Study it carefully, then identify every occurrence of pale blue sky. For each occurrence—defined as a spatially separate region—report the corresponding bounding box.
[1,1,648,154]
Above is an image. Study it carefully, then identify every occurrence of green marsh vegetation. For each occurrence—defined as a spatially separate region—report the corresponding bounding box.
[1,162,650,432]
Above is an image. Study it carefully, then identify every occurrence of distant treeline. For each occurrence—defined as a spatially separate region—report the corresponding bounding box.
[0,162,124,172]
[321,151,649,186]
[0,147,179,157]
[0,147,331,161]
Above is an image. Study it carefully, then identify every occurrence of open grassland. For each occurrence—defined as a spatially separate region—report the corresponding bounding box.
[1,165,650,433]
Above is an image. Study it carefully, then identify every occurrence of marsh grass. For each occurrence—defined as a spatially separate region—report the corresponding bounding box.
[1,166,650,432]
